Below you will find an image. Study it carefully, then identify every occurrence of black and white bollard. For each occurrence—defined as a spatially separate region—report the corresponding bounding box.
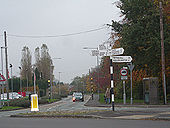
[48,80,51,100]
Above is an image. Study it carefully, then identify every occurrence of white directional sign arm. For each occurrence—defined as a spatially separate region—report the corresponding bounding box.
[112,56,132,62]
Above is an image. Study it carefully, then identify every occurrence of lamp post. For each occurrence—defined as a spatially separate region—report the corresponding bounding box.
[58,72,62,95]
[83,47,100,99]
[26,69,29,95]
[10,64,13,99]
[19,67,22,95]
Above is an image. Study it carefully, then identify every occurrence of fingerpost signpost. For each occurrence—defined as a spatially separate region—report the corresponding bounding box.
[90,41,133,111]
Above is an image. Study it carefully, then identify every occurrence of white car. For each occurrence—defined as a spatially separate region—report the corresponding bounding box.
[1,92,22,100]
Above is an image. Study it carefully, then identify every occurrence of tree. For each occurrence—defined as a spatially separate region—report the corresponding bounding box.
[112,0,169,77]
[70,76,84,92]
[110,0,170,100]
[40,44,53,80]
[20,46,32,81]
[34,47,41,79]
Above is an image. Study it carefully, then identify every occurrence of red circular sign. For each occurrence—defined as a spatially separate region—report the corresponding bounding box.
[120,68,128,76]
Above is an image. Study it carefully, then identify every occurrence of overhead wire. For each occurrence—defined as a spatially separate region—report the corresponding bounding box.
[7,26,106,38]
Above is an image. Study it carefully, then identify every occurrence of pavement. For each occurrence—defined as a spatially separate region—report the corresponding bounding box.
[84,94,170,120]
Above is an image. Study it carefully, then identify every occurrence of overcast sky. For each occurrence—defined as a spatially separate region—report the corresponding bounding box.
[0,0,121,83]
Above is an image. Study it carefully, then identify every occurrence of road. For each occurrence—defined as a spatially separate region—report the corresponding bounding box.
[0,95,110,117]
[0,95,170,128]
[0,117,169,128]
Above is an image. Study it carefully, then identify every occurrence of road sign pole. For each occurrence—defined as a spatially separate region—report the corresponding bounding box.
[130,69,133,104]
[0,85,1,108]
[123,81,126,104]
[128,63,134,105]
[2,84,4,106]
[110,57,114,111]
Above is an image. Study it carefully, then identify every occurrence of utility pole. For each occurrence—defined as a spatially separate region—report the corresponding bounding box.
[159,2,167,104]
[97,48,100,100]
[4,31,9,100]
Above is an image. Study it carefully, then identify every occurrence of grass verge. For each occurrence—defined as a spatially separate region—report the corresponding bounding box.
[99,93,144,104]
[18,110,107,116]
[0,106,23,111]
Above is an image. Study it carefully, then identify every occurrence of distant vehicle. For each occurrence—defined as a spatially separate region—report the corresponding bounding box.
[9,92,23,99]
[1,92,23,100]
[72,92,84,102]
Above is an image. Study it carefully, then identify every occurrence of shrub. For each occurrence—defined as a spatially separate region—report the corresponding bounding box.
[6,98,30,108]
[38,99,48,104]
[52,94,61,100]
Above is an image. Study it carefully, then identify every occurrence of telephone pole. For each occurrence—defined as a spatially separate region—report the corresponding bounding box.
[4,31,9,100]
[159,2,167,104]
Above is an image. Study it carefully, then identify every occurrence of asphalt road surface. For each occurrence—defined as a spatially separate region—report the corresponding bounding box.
[0,95,110,117]
[0,117,169,128]
[1,95,170,128]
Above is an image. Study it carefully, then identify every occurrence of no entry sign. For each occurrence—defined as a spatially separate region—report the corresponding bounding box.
[120,68,128,76]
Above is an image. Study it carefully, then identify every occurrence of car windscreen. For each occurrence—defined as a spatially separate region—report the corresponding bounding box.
[74,93,82,96]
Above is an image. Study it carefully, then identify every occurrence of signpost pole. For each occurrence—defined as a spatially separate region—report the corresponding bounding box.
[0,74,6,106]
[0,85,1,108]
[1,47,4,105]
[130,69,133,104]
[128,63,134,105]
[123,81,126,104]
[110,57,114,111]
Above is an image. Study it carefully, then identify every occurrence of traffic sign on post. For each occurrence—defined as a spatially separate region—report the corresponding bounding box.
[112,56,132,62]
[120,68,128,76]
[0,73,6,85]
[120,67,128,80]
[109,48,124,56]
[99,44,106,50]
[91,50,99,56]
[99,48,124,56]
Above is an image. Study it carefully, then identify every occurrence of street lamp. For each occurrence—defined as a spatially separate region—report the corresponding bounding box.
[19,66,22,94]
[83,47,100,99]
[26,69,29,95]
[10,64,13,99]
[58,72,62,95]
